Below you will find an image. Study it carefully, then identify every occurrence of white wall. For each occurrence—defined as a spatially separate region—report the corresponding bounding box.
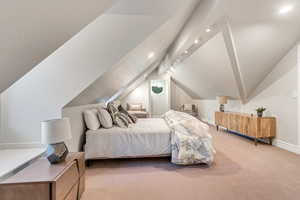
[121,71,171,116]
[194,46,298,146]
[0,94,2,144]
[122,71,198,115]
[171,80,194,110]
[66,0,199,108]
[298,44,300,147]
[122,72,207,114]
[121,81,150,111]
[195,99,241,124]
[0,13,170,146]
[0,0,118,93]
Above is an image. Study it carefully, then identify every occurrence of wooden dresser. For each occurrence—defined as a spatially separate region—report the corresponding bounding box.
[215,112,276,145]
[0,152,85,200]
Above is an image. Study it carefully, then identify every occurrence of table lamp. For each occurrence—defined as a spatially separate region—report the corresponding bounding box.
[41,118,72,164]
[218,96,228,112]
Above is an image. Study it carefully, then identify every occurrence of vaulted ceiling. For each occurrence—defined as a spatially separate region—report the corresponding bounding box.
[171,33,240,99]
[1,0,299,146]
[1,0,299,104]
[71,0,300,105]
[67,0,201,107]
[0,0,119,93]
[162,0,300,100]
[0,0,201,144]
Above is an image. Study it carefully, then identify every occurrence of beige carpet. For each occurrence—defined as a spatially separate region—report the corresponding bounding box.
[82,128,300,200]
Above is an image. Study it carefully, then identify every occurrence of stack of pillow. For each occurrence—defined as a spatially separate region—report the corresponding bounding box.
[83,101,137,131]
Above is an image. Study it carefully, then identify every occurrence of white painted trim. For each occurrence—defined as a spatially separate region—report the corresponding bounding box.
[273,139,300,155]
[0,142,45,150]
[198,117,214,126]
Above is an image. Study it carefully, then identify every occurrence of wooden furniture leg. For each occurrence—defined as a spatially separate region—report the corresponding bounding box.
[269,138,273,145]
[86,160,92,167]
[254,138,258,146]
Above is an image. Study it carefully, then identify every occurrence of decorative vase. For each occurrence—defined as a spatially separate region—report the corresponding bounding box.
[46,142,69,164]
[257,111,263,117]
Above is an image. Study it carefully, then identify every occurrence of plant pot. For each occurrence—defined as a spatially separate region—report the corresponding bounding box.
[257,111,263,117]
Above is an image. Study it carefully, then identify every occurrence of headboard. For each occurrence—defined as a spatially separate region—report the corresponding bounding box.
[62,103,105,152]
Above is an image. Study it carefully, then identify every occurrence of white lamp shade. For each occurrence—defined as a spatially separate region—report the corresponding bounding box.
[218,96,228,105]
[41,118,72,144]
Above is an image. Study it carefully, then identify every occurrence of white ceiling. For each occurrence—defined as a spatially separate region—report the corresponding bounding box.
[66,0,200,107]
[2,0,299,104]
[107,0,183,16]
[224,0,300,95]
[172,33,240,99]
[165,0,300,98]
[0,0,119,93]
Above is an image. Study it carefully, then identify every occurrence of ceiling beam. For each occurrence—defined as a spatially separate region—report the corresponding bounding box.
[222,21,247,103]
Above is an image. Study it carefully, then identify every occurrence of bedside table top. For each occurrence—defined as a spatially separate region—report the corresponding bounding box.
[1,152,84,184]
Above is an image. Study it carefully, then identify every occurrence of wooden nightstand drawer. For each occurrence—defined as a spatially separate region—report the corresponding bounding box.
[65,183,79,200]
[0,183,50,200]
[54,161,79,200]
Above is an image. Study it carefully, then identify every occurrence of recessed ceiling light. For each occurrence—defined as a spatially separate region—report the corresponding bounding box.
[148,52,154,59]
[279,5,294,14]
[194,39,199,44]
[184,50,188,54]
[170,67,175,72]
[206,28,211,33]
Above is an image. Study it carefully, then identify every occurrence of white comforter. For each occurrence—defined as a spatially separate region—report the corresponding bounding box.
[162,110,215,165]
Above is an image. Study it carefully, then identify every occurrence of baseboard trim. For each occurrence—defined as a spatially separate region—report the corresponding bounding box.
[198,118,214,126]
[0,142,44,150]
[273,139,300,155]
[206,122,300,155]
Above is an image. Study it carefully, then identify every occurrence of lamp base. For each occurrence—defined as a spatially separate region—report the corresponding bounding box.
[46,142,69,164]
[219,104,225,112]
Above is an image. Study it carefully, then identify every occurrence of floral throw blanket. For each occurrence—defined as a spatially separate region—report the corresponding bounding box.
[162,110,216,165]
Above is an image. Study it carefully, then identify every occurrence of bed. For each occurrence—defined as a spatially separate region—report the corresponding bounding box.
[62,103,215,165]
[85,118,171,159]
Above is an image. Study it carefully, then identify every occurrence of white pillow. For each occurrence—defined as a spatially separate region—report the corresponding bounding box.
[83,109,101,130]
[98,108,113,129]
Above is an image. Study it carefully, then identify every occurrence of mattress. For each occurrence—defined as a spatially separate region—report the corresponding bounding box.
[85,118,171,159]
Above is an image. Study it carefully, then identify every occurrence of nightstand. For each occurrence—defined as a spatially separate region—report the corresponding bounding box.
[0,152,85,200]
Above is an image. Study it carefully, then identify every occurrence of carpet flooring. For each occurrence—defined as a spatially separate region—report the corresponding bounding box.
[82,128,300,200]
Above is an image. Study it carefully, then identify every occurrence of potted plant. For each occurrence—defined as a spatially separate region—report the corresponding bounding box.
[256,107,266,117]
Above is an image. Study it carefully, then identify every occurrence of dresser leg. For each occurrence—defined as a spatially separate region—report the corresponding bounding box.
[254,138,258,146]
[86,160,92,167]
[216,125,219,131]
[269,138,273,145]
